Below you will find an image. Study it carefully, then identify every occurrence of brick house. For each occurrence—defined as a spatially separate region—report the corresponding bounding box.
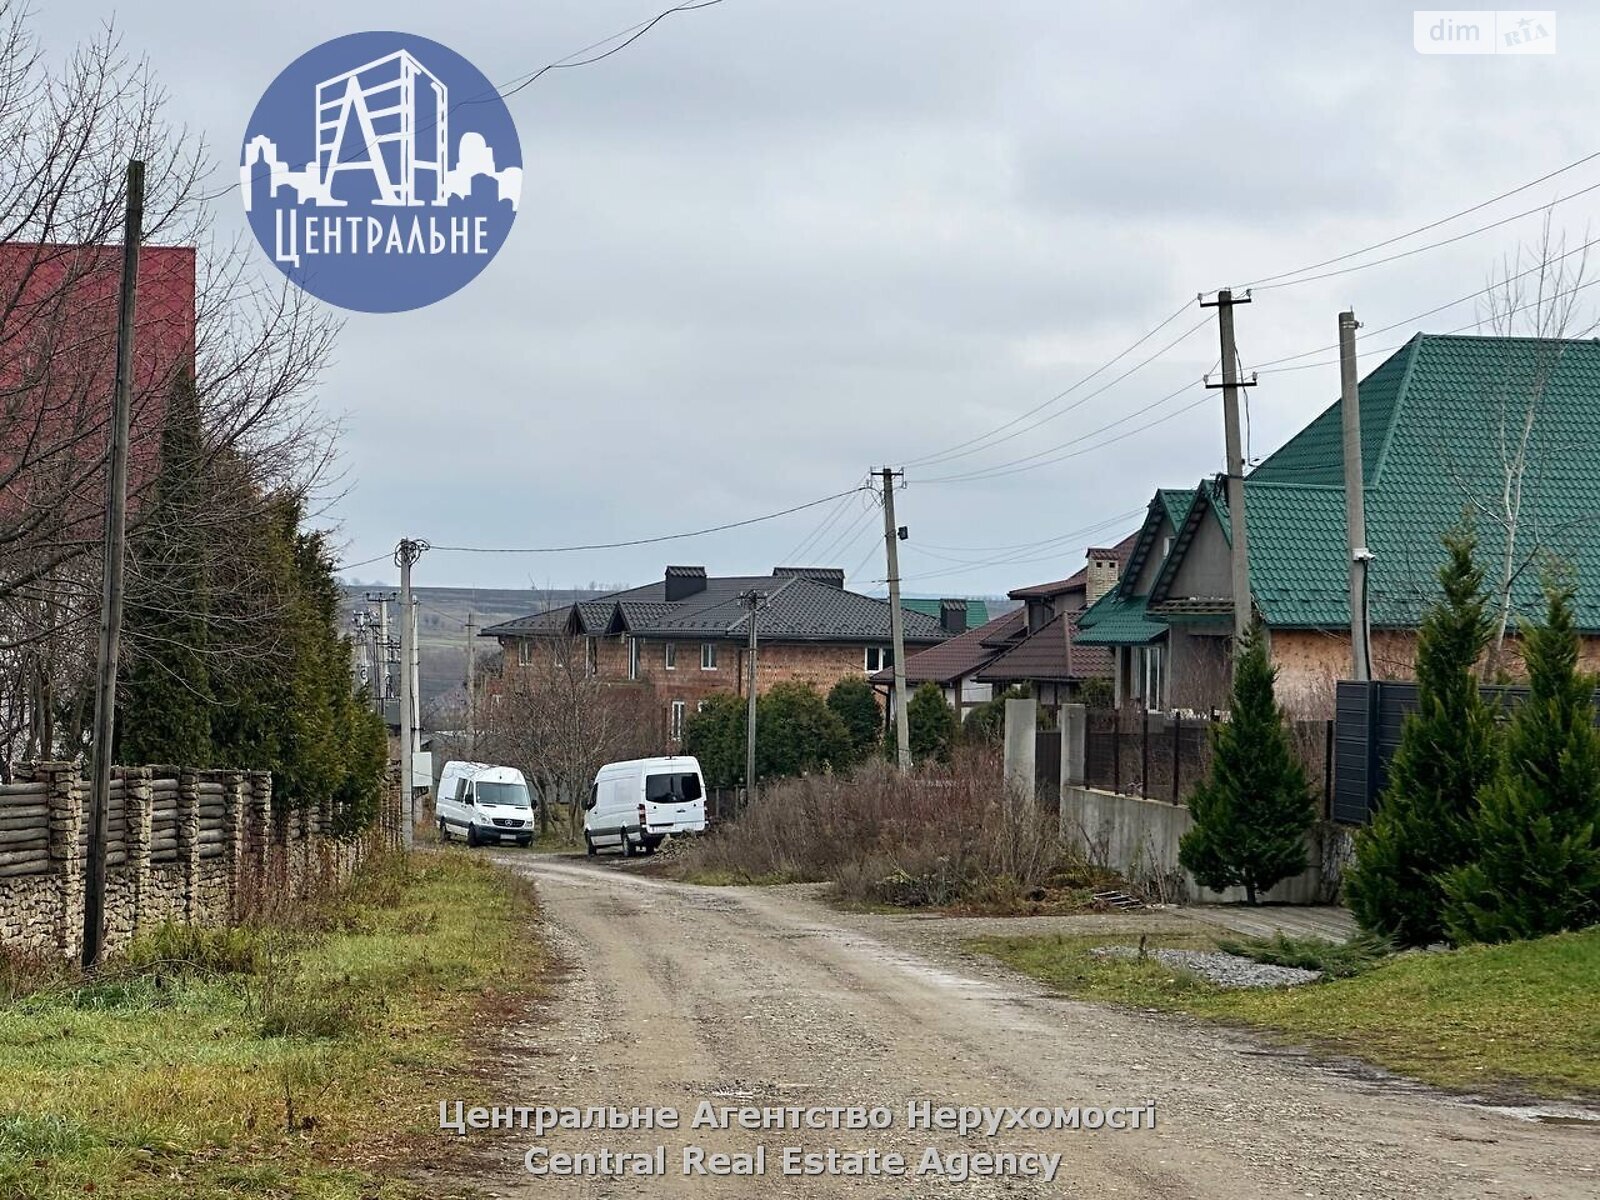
[873,536,1134,719]
[483,566,956,747]
[1078,333,1600,713]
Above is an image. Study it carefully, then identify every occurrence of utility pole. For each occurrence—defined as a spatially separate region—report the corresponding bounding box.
[464,611,477,756]
[1201,289,1257,650]
[395,538,427,850]
[83,159,144,969]
[1339,309,1373,682]
[365,591,396,713]
[879,468,911,770]
[738,590,764,803]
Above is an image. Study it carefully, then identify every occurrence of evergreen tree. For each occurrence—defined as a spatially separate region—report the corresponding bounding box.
[827,675,881,760]
[907,681,957,764]
[756,682,852,779]
[1178,626,1315,904]
[1441,582,1600,943]
[119,373,213,766]
[1345,526,1499,945]
[683,693,746,789]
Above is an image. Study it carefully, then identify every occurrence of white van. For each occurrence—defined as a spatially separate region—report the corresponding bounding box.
[584,756,708,856]
[436,761,536,847]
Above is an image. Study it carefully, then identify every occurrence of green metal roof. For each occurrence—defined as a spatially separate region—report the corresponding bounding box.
[901,598,991,628]
[1074,590,1168,645]
[1237,334,1600,630]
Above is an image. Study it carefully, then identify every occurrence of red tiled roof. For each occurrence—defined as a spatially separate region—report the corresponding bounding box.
[1007,529,1140,600]
[974,610,1113,684]
[868,608,1023,686]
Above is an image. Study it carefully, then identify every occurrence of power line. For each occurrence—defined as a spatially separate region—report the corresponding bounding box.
[904,298,1197,468]
[1238,147,1600,288]
[888,510,1146,584]
[200,0,730,204]
[1249,178,1600,292]
[429,486,869,554]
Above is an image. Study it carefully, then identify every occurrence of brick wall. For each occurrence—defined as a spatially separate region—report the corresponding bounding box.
[1268,628,1600,718]
[0,763,401,959]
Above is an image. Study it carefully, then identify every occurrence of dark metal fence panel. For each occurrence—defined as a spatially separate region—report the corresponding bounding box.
[1034,729,1061,807]
[1332,679,1600,825]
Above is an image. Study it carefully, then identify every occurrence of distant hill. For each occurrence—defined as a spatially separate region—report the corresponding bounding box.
[338,585,605,718]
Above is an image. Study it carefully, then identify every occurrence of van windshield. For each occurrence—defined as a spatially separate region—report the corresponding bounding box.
[476,781,532,808]
[645,772,702,802]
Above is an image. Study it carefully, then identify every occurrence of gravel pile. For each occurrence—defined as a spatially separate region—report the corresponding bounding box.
[1090,944,1322,989]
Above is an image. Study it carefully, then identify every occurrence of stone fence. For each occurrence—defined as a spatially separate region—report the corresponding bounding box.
[0,762,404,959]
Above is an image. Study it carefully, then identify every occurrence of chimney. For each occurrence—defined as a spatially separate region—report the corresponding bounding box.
[664,565,708,602]
[1085,549,1121,606]
[772,567,845,588]
[938,598,968,635]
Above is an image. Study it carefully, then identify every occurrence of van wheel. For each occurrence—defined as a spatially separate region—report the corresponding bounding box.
[585,833,596,857]
[466,824,480,848]
[438,819,450,843]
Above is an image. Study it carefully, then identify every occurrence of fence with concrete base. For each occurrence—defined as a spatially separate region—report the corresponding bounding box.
[0,762,403,959]
[1002,700,1353,905]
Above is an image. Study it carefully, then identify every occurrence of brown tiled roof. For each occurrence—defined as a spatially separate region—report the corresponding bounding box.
[974,611,1113,684]
[1006,529,1140,600]
[868,608,1022,686]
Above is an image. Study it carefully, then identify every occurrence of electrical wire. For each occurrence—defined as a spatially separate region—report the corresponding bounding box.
[199,0,730,204]
[429,485,869,554]
[903,298,1198,468]
[1237,147,1600,288]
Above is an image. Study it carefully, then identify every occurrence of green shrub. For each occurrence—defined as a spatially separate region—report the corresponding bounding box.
[1214,932,1392,978]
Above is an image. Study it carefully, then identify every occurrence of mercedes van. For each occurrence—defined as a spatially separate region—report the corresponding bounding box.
[583,756,707,856]
[436,761,536,847]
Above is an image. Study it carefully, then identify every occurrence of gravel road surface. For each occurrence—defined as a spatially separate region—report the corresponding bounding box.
[425,854,1596,1199]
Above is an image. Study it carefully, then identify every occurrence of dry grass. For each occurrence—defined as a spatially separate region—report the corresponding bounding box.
[676,752,1121,912]
[0,850,544,1198]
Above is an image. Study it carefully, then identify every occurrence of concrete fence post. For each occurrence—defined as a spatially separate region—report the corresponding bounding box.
[1002,697,1038,805]
[176,766,200,923]
[1059,703,1087,834]
[123,766,154,939]
[41,762,82,959]
[223,771,246,920]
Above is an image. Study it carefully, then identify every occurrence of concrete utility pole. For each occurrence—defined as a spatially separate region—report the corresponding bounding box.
[879,468,911,770]
[395,538,428,850]
[1339,309,1373,682]
[464,611,477,756]
[738,590,764,802]
[365,591,397,711]
[83,159,143,970]
[1201,289,1257,650]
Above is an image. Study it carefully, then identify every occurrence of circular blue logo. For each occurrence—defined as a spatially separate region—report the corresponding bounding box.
[241,32,521,313]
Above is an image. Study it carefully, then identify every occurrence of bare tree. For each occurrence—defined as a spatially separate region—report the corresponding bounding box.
[0,4,343,761]
[476,637,660,838]
[1470,211,1599,677]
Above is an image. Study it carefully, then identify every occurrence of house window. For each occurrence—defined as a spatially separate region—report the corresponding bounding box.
[864,646,893,673]
[701,642,718,670]
[517,639,533,667]
[1141,645,1166,711]
[670,700,686,740]
[585,637,597,677]
[628,638,640,681]
[664,642,677,670]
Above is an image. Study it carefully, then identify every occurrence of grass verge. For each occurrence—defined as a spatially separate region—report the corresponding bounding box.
[969,926,1600,1100]
[0,849,543,1198]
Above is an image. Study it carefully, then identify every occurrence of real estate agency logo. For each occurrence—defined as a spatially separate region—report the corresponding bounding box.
[240,32,521,313]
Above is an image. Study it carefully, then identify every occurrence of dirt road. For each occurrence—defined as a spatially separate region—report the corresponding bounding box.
[431,854,1595,1199]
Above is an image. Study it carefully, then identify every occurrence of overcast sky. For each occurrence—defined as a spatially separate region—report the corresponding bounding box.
[36,1,1600,599]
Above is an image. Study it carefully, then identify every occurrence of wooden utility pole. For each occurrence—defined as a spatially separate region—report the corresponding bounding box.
[739,590,764,803]
[1339,309,1373,682]
[1201,289,1257,650]
[465,611,477,755]
[83,159,144,969]
[879,468,911,770]
[396,538,427,850]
